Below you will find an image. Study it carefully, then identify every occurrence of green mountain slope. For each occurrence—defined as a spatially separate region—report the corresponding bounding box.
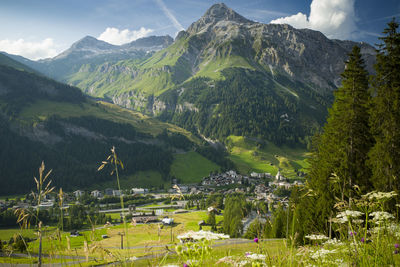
[59,4,374,148]
[0,53,38,73]
[0,62,222,195]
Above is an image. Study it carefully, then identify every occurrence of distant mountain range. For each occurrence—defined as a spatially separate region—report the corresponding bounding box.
[5,3,376,146]
[2,35,173,81]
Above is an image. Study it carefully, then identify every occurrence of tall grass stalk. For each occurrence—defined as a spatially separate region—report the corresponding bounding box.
[14,161,54,267]
[98,146,130,260]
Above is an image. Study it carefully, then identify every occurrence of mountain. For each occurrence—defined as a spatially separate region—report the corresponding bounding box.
[0,52,38,74]
[8,35,173,81]
[0,57,223,195]
[51,3,375,146]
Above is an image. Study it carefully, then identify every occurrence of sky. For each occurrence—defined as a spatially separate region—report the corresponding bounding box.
[0,0,399,60]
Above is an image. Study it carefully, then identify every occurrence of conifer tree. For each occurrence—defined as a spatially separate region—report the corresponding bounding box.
[368,20,400,194]
[296,45,372,237]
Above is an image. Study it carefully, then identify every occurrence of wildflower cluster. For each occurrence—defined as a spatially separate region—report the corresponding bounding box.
[370,211,395,224]
[304,234,329,241]
[363,191,397,201]
[335,210,364,224]
[177,230,229,242]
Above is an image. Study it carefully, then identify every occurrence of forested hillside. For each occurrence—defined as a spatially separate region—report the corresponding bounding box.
[0,59,221,195]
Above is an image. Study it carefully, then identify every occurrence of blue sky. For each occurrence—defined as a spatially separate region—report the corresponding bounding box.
[0,0,399,60]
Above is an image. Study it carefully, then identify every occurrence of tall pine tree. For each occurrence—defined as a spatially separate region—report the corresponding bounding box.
[369,20,400,194]
[296,45,372,238]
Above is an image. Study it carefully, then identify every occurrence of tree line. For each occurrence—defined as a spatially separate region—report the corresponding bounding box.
[292,20,400,243]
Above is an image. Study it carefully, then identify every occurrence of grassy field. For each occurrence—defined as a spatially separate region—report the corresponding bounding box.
[0,228,37,240]
[226,135,309,178]
[170,151,221,183]
[87,170,169,191]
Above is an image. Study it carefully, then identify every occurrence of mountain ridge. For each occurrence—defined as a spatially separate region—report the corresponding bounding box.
[6,3,376,146]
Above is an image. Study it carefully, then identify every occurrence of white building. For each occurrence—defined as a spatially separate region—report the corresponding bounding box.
[131,188,147,194]
[73,190,84,198]
[91,190,102,198]
[275,171,284,181]
[113,190,122,197]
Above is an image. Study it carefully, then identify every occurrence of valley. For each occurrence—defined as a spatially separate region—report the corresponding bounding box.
[1,1,399,266]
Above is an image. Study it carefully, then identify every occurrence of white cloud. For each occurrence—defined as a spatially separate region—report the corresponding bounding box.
[270,0,357,40]
[0,38,58,60]
[98,27,154,45]
[155,0,184,32]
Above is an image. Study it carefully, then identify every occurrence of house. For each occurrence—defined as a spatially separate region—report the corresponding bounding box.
[293,180,304,186]
[131,188,147,194]
[178,185,189,193]
[161,217,174,225]
[91,190,103,198]
[73,190,84,198]
[112,190,122,197]
[105,188,114,196]
[275,171,284,181]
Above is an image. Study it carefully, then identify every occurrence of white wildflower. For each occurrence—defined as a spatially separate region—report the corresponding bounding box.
[370,223,399,234]
[336,210,364,223]
[363,191,397,201]
[389,223,400,238]
[177,230,229,242]
[323,238,344,247]
[237,260,250,267]
[245,252,266,260]
[215,256,236,265]
[370,211,395,224]
[310,248,337,260]
[305,234,329,240]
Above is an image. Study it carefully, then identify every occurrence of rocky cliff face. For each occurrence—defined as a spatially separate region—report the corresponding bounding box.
[176,3,376,93]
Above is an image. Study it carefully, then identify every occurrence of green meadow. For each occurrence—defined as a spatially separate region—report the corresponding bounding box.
[226,135,309,178]
[170,151,221,183]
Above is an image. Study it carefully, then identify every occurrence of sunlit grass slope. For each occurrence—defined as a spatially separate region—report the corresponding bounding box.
[170,151,221,183]
[226,135,309,178]
[18,99,200,143]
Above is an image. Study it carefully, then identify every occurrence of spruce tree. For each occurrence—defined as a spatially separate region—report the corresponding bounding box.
[296,45,372,237]
[369,20,400,193]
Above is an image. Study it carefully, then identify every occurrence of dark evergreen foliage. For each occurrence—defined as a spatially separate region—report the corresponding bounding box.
[295,45,372,238]
[0,65,85,117]
[368,20,400,194]
[159,68,327,146]
[223,194,246,237]
[0,66,180,195]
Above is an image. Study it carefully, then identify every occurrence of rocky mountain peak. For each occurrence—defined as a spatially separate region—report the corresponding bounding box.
[187,3,252,34]
[122,35,173,49]
[70,36,116,50]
